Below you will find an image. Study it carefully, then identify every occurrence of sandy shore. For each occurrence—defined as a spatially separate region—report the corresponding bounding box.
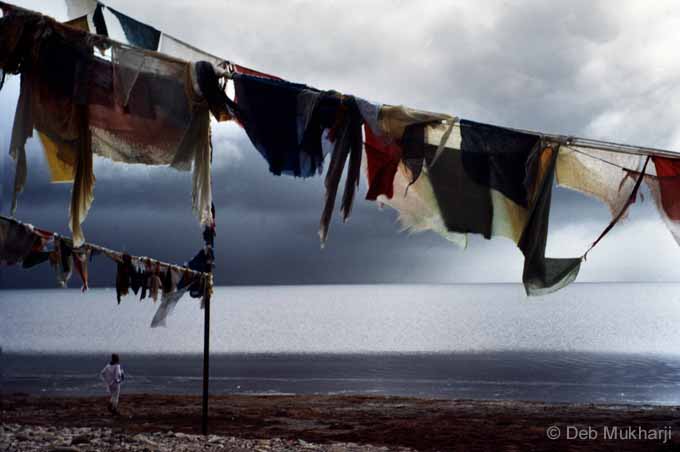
[2,393,680,451]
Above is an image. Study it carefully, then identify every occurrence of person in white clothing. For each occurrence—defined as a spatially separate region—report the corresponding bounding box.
[100,353,125,415]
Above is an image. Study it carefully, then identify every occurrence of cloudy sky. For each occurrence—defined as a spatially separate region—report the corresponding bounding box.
[2,0,680,288]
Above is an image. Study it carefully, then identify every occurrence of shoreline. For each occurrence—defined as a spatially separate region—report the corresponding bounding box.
[5,351,680,406]
[3,393,680,451]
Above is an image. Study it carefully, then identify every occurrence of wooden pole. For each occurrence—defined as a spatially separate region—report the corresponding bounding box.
[201,285,211,435]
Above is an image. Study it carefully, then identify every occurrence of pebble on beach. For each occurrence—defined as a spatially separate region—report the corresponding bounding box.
[0,423,415,452]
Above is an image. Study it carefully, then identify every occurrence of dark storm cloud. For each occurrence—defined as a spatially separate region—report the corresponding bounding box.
[2,0,680,289]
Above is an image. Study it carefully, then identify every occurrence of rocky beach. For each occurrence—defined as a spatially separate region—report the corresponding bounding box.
[1,423,412,452]
[2,394,680,451]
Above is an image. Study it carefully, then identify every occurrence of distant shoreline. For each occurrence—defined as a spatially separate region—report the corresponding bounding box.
[3,394,679,451]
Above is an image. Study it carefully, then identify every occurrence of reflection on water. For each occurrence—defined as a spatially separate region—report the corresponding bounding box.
[3,283,680,404]
[1,284,680,354]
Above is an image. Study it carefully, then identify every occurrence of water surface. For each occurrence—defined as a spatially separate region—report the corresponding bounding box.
[2,284,680,404]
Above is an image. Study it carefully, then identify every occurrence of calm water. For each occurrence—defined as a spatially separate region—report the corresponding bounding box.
[2,284,680,404]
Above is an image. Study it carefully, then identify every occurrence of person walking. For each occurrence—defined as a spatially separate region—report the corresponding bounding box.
[100,353,125,415]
